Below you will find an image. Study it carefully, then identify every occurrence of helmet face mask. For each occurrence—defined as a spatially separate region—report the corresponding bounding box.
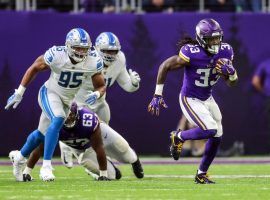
[95,32,121,66]
[64,102,79,129]
[195,19,223,54]
[66,28,92,63]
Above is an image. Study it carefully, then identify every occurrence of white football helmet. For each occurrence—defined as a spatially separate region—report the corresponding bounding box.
[95,32,121,65]
[65,28,92,62]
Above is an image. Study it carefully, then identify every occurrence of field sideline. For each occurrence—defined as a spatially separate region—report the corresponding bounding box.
[0,157,270,200]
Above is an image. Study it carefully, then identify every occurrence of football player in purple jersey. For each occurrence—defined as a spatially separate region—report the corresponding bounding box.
[148,18,238,184]
[15,102,143,181]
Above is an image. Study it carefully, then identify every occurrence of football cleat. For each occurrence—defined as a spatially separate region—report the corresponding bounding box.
[23,173,33,182]
[9,150,26,182]
[39,166,55,182]
[169,131,184,161]
[108,160,122,180]
[195,170,215,184]
[132,159,144,179]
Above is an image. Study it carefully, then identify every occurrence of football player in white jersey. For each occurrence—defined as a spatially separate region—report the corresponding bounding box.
[75,32,141,123]
[6,28,106,181]
[60,32,141,168]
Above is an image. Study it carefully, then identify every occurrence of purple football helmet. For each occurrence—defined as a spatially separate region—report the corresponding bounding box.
[64,102,79,129]
[195,18,223,54]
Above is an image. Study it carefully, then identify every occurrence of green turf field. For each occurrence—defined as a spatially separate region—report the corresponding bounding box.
[0,158,270,200]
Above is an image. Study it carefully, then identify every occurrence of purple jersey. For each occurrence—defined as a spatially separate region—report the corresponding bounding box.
[179,42,234,100]
[254,59,270,97]
[59,107,99,150]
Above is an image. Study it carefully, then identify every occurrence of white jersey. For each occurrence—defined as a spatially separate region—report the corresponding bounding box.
[44,46,103,105]
[75,51,138,109]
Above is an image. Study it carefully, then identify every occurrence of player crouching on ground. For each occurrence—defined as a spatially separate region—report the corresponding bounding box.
[10,103,144,181]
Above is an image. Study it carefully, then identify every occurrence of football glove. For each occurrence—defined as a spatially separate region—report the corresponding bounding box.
[215,59,236,76]
[148,95,168,116]
[5,89,23,110]
[97,176,111,181]
[129,69,141,86]
[85,91,100,105]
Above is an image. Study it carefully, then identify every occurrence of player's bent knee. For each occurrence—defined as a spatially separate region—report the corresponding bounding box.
[203,129,217,138]
[113,138,129,153]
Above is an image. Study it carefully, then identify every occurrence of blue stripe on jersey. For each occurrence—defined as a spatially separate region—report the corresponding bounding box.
[77,28,87,43]
[45,55,53,64]
[50,49,55,56]
[97,60,103,71]
[105,32,115,46]
[40,85,55,120]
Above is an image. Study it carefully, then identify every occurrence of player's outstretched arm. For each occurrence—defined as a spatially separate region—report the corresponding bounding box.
[148,55,187,116]
[5,55,49,110]
[85,73,106,105]
[90,125,109,180]
[116,68,141,92]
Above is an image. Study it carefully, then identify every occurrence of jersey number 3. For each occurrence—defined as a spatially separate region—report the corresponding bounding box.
[195,68,219,87]
[58,71,84,88]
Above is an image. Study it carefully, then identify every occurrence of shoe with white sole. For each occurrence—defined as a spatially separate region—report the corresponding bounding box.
[40,166,55,182]
[9,150,26,182]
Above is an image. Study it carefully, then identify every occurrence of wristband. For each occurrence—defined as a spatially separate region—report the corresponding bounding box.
[99,170,108,177]
[17,85,26,96]
[229,72,238,81]
[154,84,164,96]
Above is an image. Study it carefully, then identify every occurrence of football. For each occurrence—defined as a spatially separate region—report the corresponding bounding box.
[217,58,232,66]
[215,58,232,79]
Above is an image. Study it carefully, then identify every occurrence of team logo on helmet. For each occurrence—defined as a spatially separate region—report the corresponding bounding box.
[195,18,223,54]
[95,32,121,65]
[66,28,92,63]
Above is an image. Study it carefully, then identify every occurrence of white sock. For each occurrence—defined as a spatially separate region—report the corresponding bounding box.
[99,170,108,177]
[42,160,52,168]
[23,167,33,175]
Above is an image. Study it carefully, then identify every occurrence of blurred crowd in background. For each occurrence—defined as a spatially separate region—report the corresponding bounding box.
[0,0,267,13]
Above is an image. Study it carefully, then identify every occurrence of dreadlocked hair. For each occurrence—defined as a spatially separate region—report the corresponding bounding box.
[177,36,198,51]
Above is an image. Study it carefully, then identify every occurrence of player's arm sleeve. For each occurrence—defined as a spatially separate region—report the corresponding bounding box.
[179,45,191,63]
[116,67,139,92]
[92,57,104,75]
[221,43,234,61]
[43,46,60,71]
[116,52,139,92]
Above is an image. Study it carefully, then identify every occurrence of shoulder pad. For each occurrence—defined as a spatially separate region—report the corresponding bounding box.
[44,46,66,66]
[220,43,234,60]
[179,44,201,63]
[117,51,126,66]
